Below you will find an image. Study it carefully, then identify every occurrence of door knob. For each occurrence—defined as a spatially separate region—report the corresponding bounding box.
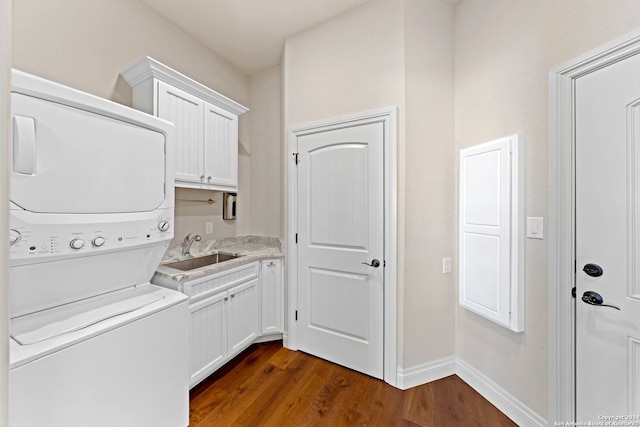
[362,259,381,268]
[581,291,620,310]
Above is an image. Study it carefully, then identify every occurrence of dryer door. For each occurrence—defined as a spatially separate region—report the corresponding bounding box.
[11,92,166,214]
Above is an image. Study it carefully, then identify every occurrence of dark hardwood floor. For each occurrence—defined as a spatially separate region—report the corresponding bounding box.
[189,341,517,427]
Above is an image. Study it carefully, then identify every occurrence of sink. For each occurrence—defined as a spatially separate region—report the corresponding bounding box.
[163,253,240,271]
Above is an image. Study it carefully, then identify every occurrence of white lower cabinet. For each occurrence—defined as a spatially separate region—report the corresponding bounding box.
[188,277,259,388]
[189,292,227,386]
[183,259,281,389]
[260,259,283,335]
[226,278,259,359]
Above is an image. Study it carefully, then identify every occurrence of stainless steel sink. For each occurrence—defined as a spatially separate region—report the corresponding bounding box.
[163,253,240,271]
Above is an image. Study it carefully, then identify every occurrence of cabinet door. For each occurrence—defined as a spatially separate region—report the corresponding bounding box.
[261,259,283,335]
[459,135,523,332]
[156,81,205,184]
[227,278,259,359]
[204,102,238,190]
[189,292,227,388]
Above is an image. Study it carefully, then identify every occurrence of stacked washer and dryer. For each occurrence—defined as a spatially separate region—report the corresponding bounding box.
[8,70,189,426]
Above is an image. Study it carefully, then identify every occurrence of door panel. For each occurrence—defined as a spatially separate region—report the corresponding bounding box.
[308,267,369,341]
[297,122,384,379]
[576,52,640,420]
[307,143,369,249]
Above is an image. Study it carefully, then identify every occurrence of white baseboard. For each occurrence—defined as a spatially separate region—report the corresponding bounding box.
[254,333,283,344]
[455,358,547,427]
[396,357,547,427]
[396,356,456,390]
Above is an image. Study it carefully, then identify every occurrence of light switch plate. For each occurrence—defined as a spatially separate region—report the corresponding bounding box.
[205,222,213,234]
[443,257,452,274]
[527,217,544,239]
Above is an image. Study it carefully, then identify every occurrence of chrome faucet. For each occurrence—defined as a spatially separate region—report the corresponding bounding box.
[182,233,201,256]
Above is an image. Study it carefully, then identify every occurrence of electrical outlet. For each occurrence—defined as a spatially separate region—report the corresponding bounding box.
[443,257,452,274]
[205,222,213,234]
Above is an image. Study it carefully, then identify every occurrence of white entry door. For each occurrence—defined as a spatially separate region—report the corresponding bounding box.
[295,121,384,379]
[576,51,640,420]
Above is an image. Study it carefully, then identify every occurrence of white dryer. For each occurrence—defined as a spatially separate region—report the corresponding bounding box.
[8,70,189,427]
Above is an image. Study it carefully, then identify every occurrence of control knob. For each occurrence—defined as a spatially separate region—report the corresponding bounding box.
[9,229,21,246]
[69,238,85,250]
[158,220,170,232]
[92,236,106,247]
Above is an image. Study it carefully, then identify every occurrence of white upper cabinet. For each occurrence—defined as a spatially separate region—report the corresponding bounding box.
[204,103,238,188]
[157,81,205,183]
[121,57,248,191]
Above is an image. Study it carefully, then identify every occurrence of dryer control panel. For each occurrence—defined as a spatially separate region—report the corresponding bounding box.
[9,211,173,265]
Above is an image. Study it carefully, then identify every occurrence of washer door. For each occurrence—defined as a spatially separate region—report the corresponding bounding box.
[11,92,166,214]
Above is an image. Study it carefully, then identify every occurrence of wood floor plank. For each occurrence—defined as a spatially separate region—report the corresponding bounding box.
[232,351,322,426]
[333,366,373,426]
[297,364,370,426]
[189,342,518,427]
[191,340,280,401]
[267,359,338,425]
[402,380,435,426]
[359,374,406,426]
[189,343,282,423]
[198,358,287,425]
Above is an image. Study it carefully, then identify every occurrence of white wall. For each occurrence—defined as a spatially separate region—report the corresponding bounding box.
[402,0,455,367]
[11,0,251,244]
[283,0,456,370]
[249,66,282,238]
[454,0,640,419]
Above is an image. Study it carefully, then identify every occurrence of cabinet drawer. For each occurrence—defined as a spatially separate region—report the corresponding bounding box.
[184,262,259,303]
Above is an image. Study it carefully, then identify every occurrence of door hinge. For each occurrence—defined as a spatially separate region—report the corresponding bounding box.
[295,233,298,244]
[295,310,298,321]
[293,153,300,165]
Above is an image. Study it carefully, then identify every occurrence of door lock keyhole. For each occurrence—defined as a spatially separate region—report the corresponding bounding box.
[583,263,604,277]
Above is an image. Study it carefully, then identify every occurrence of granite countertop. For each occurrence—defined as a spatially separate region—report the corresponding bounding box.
[154,235,284,283]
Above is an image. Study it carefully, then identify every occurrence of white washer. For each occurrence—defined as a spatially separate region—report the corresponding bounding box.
[8,70,189,427]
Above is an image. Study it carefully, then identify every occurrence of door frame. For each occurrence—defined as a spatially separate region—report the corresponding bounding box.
[286,107,398,387]
[1,1,10,426]
[549,28,640,423]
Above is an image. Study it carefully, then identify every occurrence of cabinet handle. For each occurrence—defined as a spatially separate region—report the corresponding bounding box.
[230,294,235,299]
[207,176,212,181]
[268,262,275,267]
[224,297,228,302]
[200,175,205,181]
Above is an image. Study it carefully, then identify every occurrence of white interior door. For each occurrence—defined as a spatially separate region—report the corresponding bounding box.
[296,121,384,379]
[576,51,640,420]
